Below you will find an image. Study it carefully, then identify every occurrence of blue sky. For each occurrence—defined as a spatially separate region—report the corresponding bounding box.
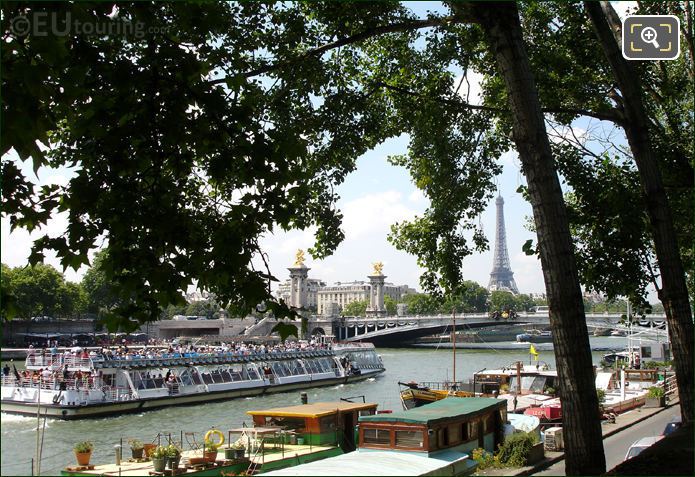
[1,1,641,298]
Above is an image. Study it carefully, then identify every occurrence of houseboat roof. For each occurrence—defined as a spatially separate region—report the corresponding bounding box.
[247,401,378,419]
[262,448,476,476]
[359,397,504,426]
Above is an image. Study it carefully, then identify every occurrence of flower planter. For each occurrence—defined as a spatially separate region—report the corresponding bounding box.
[204,450,218,463]
[75,451,92,466]
[143,443,157,458]
[131,448,144,460]
[152,457,167,472]
[167,455,181,469]
[645,396,666,408]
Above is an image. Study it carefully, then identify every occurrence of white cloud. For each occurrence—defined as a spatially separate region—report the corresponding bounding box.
[408,188,428,204]
[341,190,421,241]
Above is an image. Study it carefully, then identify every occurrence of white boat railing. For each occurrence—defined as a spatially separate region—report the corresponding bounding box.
[25,354,94,370]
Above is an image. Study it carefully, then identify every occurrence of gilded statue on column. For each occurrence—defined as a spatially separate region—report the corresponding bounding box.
[294,249,306,266]
[372,261,384,275]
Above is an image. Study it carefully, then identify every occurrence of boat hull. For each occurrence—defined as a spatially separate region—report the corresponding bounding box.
[2,370,383,420]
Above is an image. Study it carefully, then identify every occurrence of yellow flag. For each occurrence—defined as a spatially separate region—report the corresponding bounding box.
[529,344,539,360]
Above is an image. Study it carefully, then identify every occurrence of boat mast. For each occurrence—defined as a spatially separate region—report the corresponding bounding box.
[452,308,456,386]
[35,374,41,475]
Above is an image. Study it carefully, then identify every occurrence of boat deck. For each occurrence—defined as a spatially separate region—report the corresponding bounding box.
[63,444,336,476]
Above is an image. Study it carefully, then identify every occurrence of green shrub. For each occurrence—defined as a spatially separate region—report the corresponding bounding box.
[471,447,499,470]
[496,432,537,467]
[643,360,672,369]
[647,386,665,398]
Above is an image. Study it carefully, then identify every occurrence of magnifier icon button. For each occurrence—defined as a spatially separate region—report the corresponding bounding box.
[641,27,660,48]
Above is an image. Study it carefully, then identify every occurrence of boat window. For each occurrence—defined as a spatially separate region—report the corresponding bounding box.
[483,413,494,433]
[179,370,193,386]
[306,360,321,374]
[499,409,507,424]
[201,372,214,384]
[641,346,652,358]
[271,362,287,377]
[210,369,224,384]
[468,420,478,440]
[246,367,259,380]
[395,430,424,448]
[359,409,375,416]
[218,369,234,383]
[448,424,461,444]
[319,415,336,432]
[363,428,391,446]
[461,422,469,441]
[437,428,449,447]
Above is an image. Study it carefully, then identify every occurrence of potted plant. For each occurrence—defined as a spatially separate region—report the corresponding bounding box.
[151,446,168,472]
[204,443,219,463]
[166,444,182,470]
[645,386,666,407]
[230,440,246,459]
[74,441,94,466]
[128,439,144,460]
[143,442,157,458]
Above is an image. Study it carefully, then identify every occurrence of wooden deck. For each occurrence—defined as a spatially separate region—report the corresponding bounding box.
[64,444,337,476]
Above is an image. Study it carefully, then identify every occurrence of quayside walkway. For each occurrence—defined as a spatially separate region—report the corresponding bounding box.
[478,396,689,476]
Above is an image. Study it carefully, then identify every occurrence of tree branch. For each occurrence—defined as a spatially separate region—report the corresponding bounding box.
[209,17,460,84]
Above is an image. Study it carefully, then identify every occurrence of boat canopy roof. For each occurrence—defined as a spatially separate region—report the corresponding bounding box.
[360,397,504,426]
[247,401,377,419]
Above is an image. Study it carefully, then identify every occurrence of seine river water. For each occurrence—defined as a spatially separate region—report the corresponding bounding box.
[1,340,628,476]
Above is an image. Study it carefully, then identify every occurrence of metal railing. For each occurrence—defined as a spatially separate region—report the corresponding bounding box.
[25,355,93,369]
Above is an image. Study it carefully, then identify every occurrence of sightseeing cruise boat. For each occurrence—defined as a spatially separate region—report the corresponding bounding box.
[0,342,384,419]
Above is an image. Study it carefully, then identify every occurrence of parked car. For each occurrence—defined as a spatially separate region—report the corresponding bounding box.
[624,436,664,461]
[661,416,682,436]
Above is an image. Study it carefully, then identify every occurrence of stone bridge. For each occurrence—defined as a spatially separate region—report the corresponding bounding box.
[304,312,668,347]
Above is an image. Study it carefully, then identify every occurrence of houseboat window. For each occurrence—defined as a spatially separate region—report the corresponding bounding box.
[437,428,449,447]
[363,428,391,446]
[359,409,376,416]
[461,422,469,441]
[468,421,478,440]
[448,424,461,444]
[499,408,507,423]
[395,430,424,448]
[641,346,652,358]
[319,415,336,432]
[483,414,494,433]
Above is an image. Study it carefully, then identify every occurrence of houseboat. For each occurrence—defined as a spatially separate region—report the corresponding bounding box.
[263,397,508,476]
[399,381,473,409]
[1,343,384,419]
[62,401,376,476]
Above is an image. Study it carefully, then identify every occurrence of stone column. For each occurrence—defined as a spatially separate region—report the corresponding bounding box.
[366,274,387,317]
[288,264,309,309]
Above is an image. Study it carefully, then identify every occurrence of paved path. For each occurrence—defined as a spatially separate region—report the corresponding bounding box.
[534,406,680,475]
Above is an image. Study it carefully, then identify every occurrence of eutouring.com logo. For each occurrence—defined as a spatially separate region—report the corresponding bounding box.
[9,12,167,39]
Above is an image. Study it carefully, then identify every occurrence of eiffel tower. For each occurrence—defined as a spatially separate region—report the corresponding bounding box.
[488,195,519,294]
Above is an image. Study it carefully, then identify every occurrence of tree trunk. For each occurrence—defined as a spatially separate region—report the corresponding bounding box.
[459,3,606,474]
[585,1,694,426]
